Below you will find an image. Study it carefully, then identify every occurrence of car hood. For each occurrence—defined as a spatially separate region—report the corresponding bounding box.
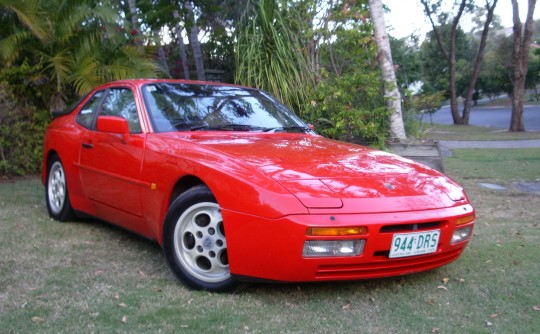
[178,133,466,213]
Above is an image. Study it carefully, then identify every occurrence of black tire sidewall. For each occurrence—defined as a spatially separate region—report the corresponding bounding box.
[45,155,74,221]
[162,185,237,292]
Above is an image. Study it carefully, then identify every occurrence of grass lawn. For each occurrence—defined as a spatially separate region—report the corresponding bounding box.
[423,124,540,141]
[1,149,539,333]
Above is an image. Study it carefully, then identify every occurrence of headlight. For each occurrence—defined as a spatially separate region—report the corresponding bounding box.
[451,226,473,244]
[303,240,365,257]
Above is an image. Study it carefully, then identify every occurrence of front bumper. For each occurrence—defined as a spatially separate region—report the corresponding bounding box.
[222,204,474,282]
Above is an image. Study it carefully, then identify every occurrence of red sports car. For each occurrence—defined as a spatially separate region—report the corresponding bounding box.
[42,79,475,292]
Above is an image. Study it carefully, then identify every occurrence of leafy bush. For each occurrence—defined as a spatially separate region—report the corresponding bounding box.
[303,70,389,148]
[402,91,445,139]
[0,84,49,176]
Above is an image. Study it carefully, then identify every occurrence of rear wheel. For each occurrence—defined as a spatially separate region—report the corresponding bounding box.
[46,155,74,221]
[163,186,238,292]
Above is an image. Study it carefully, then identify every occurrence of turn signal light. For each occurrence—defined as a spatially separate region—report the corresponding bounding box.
[306,226,368,236]
[456,214,475,226]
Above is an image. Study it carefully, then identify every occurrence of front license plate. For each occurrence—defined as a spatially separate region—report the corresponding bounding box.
[389,230,440,258]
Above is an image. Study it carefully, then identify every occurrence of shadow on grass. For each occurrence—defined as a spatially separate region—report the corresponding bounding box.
[64,211,446,296]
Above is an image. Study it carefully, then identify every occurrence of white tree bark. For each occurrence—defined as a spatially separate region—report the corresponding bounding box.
[368,0,406,141]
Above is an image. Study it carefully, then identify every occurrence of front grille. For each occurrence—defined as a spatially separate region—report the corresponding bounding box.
[379,221,441,233]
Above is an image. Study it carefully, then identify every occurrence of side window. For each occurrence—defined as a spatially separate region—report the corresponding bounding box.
[76,91,104,129]
[100,88,141,133]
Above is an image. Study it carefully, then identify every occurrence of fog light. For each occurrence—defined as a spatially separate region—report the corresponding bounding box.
[303,240,365,257]
[451,226,473,244]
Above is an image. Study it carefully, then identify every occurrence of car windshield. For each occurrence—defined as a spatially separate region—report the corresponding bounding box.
[142,83,311,133]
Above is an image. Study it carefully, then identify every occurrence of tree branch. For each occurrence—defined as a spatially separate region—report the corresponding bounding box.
[420,0,449,60]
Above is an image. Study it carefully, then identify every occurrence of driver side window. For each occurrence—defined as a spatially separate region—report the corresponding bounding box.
[100,88,142,134]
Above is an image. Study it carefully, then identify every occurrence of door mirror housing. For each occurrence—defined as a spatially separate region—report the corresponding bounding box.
[97,116,130,143]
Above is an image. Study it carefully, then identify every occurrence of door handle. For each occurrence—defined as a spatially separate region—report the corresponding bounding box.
[82,143,94,149]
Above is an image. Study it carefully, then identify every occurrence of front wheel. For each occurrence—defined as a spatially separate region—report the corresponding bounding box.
[162,186,238,292]
[46,155,74,221]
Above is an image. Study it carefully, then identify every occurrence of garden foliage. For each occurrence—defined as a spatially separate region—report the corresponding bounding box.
[0,83,48,176]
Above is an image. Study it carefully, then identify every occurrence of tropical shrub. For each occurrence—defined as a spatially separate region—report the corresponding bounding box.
[235,0,314,113]
[304,70,389,149]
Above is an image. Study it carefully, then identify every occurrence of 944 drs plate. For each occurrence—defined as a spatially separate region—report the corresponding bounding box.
[389,230,440,258]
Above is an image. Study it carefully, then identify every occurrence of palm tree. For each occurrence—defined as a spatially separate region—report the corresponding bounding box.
[0,0,159,112]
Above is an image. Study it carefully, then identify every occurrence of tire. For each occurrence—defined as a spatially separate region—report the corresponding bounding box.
[46,155,75,221]
[162,185,238,292]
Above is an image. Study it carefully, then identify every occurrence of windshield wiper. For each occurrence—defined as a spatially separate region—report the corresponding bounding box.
[262,126,310,133]
[191,124,265,131]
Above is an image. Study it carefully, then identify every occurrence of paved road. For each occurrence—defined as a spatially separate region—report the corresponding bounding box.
[429,104,540,151]
[430,105,540,130]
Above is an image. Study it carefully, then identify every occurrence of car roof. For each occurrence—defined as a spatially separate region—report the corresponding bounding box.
[101,78,251,90]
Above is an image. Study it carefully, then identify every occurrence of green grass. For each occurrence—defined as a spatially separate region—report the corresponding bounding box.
[444,148,540,184]
[423,124,540,141]
[1,149,539,333]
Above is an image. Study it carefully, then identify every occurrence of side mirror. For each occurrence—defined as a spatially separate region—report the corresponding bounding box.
[97,116,130,143]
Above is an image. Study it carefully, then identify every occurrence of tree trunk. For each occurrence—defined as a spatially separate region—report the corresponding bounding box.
[154,31,170,76]
[368,0,406,141]
[461,0,498,124]
[510,0,536,132]
[421,0,468,125]
[184,1,206,81]
[448,43,460,124]
[173,10,191,80]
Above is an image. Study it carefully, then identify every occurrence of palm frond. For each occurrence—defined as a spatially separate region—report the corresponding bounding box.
[99,45,160,82]
[0,30,33,62]
[41,49,74,91]
[1,0,49,41]
[70,55,100,96]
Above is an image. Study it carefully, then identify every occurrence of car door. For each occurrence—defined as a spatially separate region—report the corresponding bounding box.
[78,87,146,220]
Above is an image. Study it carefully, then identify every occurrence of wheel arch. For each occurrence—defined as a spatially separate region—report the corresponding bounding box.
[41,149,60,185]
[168,175,208,208]
[155,175,211,245]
